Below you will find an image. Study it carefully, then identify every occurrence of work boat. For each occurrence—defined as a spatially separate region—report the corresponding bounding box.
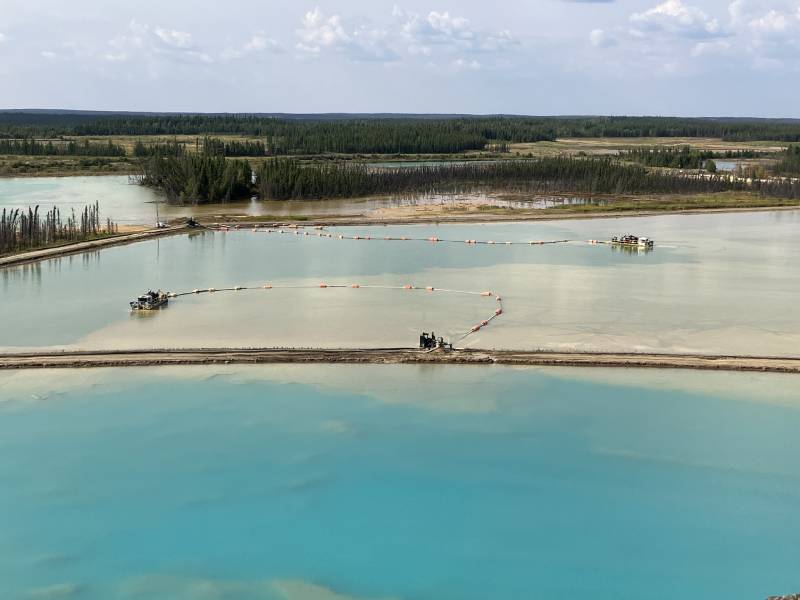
[130,290,169,310]
[611,234,654,248]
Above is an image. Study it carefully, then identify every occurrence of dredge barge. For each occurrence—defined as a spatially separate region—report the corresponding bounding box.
[130,290,169,310]
[611,234,654,248]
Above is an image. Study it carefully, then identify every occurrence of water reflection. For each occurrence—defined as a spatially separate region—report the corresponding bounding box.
[610,244,655,255]
[0,175,605,225]
[1,261,42,289]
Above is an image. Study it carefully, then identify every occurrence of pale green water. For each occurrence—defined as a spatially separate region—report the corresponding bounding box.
[2,210,799,355]
[0,365,798,600]
[0,176,593,224]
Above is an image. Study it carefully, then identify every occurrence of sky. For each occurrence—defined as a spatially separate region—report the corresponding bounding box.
[0,0,798,116]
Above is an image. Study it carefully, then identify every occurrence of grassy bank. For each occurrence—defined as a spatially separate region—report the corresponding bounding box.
[0,155,136,177]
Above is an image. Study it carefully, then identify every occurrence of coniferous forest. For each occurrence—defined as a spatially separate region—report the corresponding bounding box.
[135,149,253,203]
[5,112,800,151]
[774,145,800,175]
[0,138,126,157]
[136,154,800,204]
[620,146,761,169]
[0,203,117,255]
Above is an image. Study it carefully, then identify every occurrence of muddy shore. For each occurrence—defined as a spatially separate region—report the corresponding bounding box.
[1,348,798,373]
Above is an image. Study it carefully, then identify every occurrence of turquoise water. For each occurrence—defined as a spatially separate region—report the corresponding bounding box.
[2,210,800,355]
[0,365,798,599]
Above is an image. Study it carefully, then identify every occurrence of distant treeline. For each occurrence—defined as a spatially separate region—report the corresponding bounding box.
[138,154,800,204]
[5,113,800,149]
[774,145,800,175]
[0,138,126,157]
[620,146,761,169]
[132,140,186,157]
[0,203,117,255]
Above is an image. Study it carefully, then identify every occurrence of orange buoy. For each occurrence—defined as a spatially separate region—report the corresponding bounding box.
[263,284,272,289]
[495,308,503,315]
[351,284,360,288]
[426,286,434,292]
[481,320,488,326]
[481,291,493,297]
[354,235,360,240]
[403,284,413,289]
[319,283,328,288]
[365,235,371,240]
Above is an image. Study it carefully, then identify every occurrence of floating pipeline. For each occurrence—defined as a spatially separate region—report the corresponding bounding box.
[209,224,655,250]
[210,224,575,246]
[160,283,504,343]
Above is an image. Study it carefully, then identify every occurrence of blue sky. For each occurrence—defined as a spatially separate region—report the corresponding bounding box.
[0,0,798,116]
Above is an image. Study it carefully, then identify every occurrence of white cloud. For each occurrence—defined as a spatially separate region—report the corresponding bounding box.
[107,21,212,64]
[590,28,617,47]
[749,9,791,34]
[222,34,282,60]
[0,33,7,44]
[630,0,721,38]
[452,57,481,70]
[295,7,397,62]
[104,52,128,62]
[154,28,193,49]
[593,0,800,73]
[246,35,281,53]
[394,7,517,56]
[728,0,747,26]
[41,50,57,60]
[297,8,350,54]
[691,39,731,56]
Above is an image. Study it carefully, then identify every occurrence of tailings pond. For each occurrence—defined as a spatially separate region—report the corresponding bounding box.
[2,210,799,355]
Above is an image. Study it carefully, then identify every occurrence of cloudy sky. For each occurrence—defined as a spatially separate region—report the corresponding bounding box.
[0,0,798,116]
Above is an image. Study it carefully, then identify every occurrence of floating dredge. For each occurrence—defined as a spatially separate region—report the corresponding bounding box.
[611,234,654,248]
[130,289,169,311]
[419,332,453,350]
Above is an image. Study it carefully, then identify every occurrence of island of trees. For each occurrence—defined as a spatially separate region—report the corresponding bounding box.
[134,151,800,204]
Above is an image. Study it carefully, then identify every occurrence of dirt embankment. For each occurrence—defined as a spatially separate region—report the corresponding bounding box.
[0,226,188,268]
[1,348,798,373]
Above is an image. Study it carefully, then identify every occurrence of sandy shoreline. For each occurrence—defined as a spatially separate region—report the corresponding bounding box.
[1,348,799,373]
[212,203,800,227]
